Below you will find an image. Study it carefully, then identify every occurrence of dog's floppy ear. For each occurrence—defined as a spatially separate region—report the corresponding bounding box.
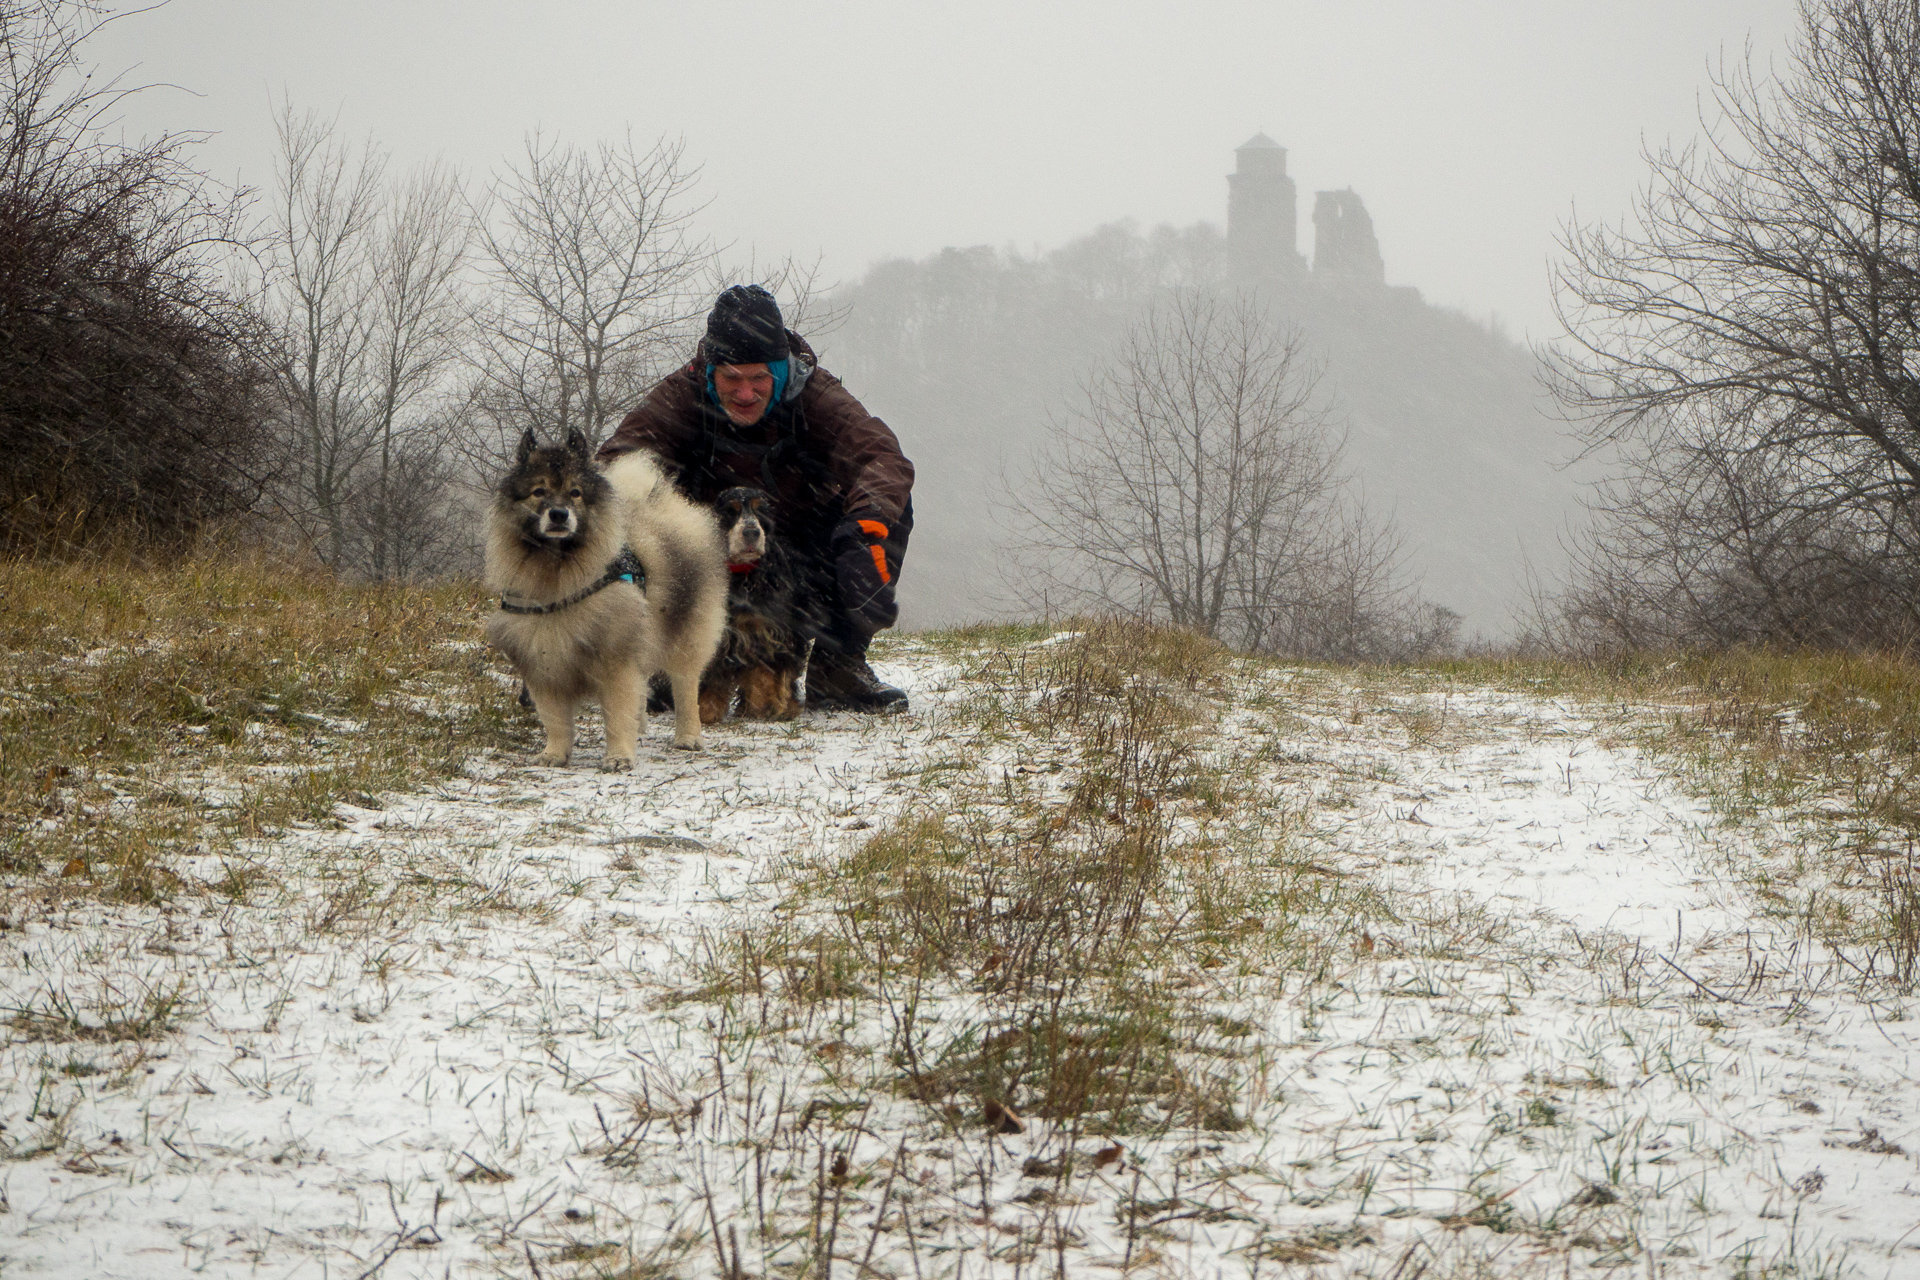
[516,428,539,465]
[564,428,591,464]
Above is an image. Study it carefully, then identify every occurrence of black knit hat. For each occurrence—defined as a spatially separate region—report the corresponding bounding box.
[703,285,789,366]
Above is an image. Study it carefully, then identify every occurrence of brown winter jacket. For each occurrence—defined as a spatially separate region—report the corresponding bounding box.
[596,332,913,544]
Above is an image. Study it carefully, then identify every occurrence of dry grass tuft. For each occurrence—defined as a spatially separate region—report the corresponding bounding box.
[0,552,528,904]
[3,976,190,1044]
[692,616,1377,1138]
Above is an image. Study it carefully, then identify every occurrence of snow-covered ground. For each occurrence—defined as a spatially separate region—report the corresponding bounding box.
[1260,675,1920,1276]
[1,643,1916,1278]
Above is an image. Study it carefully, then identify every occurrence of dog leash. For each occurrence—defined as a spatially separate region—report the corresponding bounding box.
[498,548,646,615]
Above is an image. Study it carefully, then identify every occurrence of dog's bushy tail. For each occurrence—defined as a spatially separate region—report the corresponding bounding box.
[602,448,727,650]
[601,449,677,513]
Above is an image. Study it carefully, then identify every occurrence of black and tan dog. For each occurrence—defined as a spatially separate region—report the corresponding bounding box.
[698,487,813,723]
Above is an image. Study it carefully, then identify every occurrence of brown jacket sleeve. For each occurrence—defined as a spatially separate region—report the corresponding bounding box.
[596,362,704,472]
[802,366,915,525]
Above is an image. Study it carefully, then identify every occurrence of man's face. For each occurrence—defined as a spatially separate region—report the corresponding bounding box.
[714,363,775,425]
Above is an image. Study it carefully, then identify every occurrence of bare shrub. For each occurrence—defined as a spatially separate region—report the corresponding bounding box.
[0,0,268,554]
[1548,410,1920,650]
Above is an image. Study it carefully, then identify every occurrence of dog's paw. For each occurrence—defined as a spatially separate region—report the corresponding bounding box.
[534,750,571,767]
[600,755,634,773]
[671,736,704,752]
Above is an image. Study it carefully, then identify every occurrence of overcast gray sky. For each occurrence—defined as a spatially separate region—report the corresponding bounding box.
[92,0,1799,341]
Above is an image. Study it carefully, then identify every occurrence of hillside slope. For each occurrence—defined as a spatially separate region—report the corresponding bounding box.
[827,226,1593,639]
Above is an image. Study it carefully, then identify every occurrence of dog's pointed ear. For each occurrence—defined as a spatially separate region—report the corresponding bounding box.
[516,428,539,465]
[565,429,591,464]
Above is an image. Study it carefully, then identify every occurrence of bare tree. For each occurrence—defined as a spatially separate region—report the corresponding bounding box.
[706,250,850,346]
[464,131,711,461]
[259,107,473,578]
[363,159,468,578]
[1006,291,1434,658]
[1554,0,1920,647]
[262,102,385,567]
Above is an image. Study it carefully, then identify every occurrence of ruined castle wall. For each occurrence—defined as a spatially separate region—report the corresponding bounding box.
[1312,189,1385,286]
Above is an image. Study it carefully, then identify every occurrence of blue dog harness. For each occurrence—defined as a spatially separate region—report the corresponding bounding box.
[498,548,646,615]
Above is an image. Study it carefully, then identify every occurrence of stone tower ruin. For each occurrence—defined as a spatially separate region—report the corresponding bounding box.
[1227,133,1306,286]
[1227,136,1389,293]
[1312,189,1385,286]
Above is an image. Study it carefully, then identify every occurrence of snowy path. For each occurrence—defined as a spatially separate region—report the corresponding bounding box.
[1265,675,1920,1276]
[2,649,1917,1278]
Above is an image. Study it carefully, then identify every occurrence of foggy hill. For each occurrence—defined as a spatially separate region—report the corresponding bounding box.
[821,220,1588,640]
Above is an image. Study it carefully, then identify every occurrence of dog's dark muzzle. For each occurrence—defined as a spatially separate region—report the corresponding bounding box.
[542,506,577,536]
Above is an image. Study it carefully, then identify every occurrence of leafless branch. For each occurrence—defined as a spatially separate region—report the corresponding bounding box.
[1550,0,1920,647]
[1004,289,1446,659]
[460,130,713,466]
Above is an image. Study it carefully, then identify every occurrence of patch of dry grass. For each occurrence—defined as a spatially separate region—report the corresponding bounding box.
[695,617,1381,1142]
[2,973,189,1044]
[0,552,528,904]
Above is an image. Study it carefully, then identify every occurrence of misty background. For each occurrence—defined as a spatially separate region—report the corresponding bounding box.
[72,0,1802,638]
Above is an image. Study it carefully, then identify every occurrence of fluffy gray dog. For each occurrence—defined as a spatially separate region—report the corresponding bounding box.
[484,429,726,764]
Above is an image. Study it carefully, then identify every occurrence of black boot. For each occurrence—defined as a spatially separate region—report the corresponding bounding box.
[646,675,673,714]
[806,650,909,714]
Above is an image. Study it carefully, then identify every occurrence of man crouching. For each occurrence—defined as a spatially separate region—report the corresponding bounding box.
[597,285,914,712]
